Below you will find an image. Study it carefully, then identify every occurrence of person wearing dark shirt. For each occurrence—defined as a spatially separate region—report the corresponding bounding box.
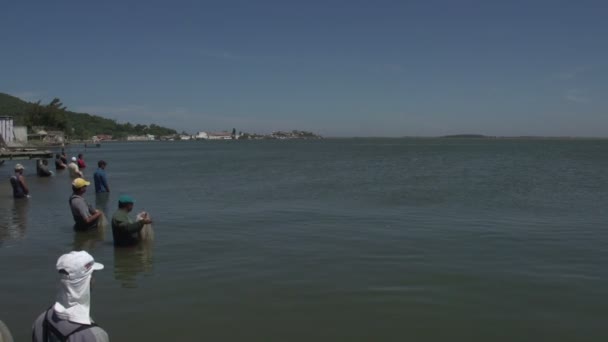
[60,150,68,165]
[112,195,152,246]
[77,154,87,170]
[10,163,29,199]
[55,153,67,170]
[37,159,53,177]
[93,160,110,193]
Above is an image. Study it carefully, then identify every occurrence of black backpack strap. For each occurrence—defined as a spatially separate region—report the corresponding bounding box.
[65,322,98,338]
[43,307,67,342]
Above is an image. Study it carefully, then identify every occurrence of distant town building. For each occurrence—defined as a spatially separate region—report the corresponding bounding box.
[127,134,155,141]
[43,131,65,145]
[93,134,113,141]
[195,131,233,140]
[195,131,208,140]
[0,117,28,146]
[208,132,233,140]
[0,116,15,145]
[26,128,65,145]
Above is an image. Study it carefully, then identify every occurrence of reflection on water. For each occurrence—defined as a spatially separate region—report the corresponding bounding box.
[4,140,608,342]
[113,240,154,288]
[72,216,108,251]
[0,198,29,243]
[95,192,111,216]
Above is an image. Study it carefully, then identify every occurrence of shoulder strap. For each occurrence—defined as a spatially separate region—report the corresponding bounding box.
[43,307,67,342]
[65,323,98,338]
[42,307,98,341]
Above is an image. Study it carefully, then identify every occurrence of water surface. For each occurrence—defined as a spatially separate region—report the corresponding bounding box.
[1,139,607,341]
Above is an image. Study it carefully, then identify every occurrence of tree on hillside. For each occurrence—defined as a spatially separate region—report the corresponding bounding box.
[0,93,178,139]
[24,98,69,131]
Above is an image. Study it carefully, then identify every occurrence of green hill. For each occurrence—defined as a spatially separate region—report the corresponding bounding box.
[0,92,177,139]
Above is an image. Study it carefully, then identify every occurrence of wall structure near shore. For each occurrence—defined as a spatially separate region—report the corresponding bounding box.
[0,116,15,145]
[13,126,28,144]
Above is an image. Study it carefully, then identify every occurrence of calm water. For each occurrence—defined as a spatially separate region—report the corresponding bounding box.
[1,139,607,341]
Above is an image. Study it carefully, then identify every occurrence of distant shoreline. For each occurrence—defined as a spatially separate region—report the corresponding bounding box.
[74,136,608,143]
[342,135,608,140]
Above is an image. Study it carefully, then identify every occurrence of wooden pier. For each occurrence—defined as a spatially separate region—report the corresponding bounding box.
[0,149,54,160]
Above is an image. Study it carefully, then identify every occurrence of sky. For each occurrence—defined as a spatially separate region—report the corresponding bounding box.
[1,0,607,137]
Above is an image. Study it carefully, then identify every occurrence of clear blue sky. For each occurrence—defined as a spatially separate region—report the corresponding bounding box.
[1,0,607,136]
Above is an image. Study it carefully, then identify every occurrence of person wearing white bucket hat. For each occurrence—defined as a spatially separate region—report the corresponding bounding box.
[32,251,109,342]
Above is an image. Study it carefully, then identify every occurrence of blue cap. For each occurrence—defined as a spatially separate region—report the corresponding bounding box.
[118,195,135,204]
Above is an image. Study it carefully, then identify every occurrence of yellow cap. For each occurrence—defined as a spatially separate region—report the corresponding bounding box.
[72,178,91,189]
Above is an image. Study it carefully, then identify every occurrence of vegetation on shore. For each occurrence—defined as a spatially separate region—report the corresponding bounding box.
[0,93,177,139]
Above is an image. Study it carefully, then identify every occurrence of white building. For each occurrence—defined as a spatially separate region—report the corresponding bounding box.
[195,131,234,140]
[195,131,209,140]
[127,134,155,141]
[208,132,233,140]
[0,116,14,144]
[0,117,28,146]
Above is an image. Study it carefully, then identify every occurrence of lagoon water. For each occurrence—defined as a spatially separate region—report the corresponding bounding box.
[1,139,607,341]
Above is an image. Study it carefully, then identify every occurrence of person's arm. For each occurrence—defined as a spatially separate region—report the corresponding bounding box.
[102,173,110,192]
[88,204,97,215]
[19,175,29,195]
[114,214,146,233]
[75,200,101,224]
[85,210,102,224]
[31,313,45,342]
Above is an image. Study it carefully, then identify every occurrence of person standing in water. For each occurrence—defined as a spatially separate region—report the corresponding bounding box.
[68,157,83,179]
[60,149,68,165]
[55,153,67,170]
[77,154,87,170]
[37,159,53,177]
[10,163,29,199]
[112,195,152,246]
[93,160,110,193]
[69,178,103,231]
[31,251,109,342]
